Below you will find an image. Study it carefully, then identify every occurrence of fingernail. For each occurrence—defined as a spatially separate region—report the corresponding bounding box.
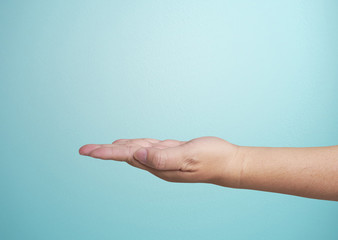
[135,148,147,164]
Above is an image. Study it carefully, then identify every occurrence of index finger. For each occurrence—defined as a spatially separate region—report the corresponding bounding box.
[79,144,114,155]
[86,145,140,162]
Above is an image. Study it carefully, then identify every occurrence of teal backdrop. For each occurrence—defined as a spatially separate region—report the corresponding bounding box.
[1,1,337,239]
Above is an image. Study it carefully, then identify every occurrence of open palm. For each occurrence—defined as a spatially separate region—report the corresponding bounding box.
[79,137,240,186]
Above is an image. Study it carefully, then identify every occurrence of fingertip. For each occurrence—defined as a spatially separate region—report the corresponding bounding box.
[79,144,101,156]
[79,145,86,155]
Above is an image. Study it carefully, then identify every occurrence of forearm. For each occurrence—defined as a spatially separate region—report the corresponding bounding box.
[79,136,338,201]
[235,145,338,201]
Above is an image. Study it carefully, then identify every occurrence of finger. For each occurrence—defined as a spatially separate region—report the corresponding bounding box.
[152,145,168,149]
[119,139,153,148]
[79,144,116,155]
[112,138,160,144]
[142,138,161,143]
[79,144,101,155]
[112,139,129,144]
[155,139,183,148]
[88,145,139,161]
[133,145,188,170]
[79,143,162,173]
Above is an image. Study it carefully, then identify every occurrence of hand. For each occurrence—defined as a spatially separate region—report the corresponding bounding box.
[79,136,242,188]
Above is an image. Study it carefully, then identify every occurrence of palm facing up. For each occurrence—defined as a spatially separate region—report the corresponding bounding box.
[79,136,241,188]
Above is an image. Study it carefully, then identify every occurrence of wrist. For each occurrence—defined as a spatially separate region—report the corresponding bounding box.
[234,146,250,189]
[228,145,248,189]
[211,142,247,189]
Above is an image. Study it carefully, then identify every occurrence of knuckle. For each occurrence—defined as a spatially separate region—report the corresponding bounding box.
[126,144,134,164]
[125,144,133,153]
[153,151,167,169]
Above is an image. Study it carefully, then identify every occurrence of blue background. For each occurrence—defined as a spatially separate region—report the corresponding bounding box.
[1,0,337,239]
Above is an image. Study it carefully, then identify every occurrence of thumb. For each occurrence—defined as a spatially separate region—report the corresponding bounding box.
[134,146,186,170]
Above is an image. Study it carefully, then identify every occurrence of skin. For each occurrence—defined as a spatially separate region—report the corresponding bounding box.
[78,136,338,201]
